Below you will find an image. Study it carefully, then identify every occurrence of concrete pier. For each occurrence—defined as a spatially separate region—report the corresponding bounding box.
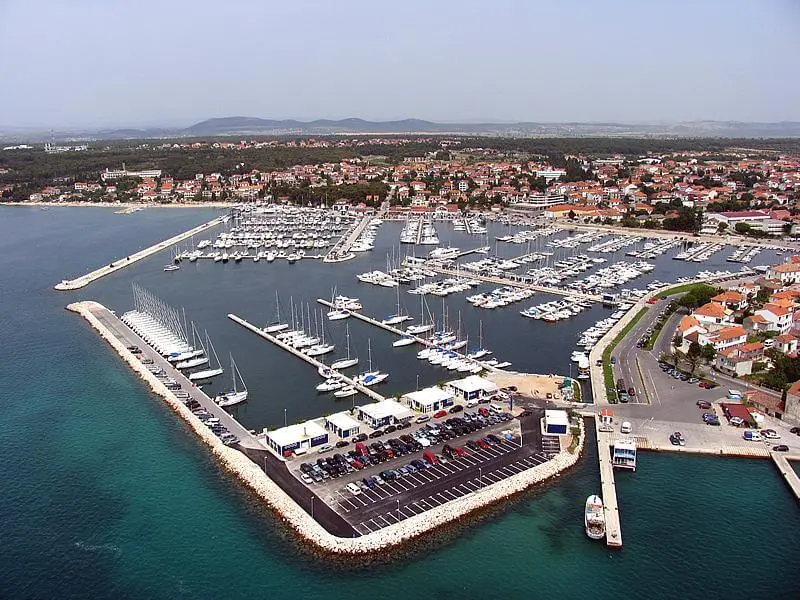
[227,313,386,402]
[54,215,226,290]
[315,299,501,373]
[423,264,603,302]
[771,453,800,502]
[594,419,623,548]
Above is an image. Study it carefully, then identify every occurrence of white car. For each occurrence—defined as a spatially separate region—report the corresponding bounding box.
[346,482,362,495]
[316,444,334,454]
[301,473,313,484]
[761,429,781,440]
[414,436,431,448]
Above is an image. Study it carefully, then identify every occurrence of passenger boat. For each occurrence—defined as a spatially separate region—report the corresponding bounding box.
[216,355,248,407]
[163,264,180,272]
[585,495,606,540]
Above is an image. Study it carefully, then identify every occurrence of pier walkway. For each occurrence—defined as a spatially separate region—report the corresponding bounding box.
[324,201,388,262]
[315,299,501,373]
[55,215,226,290]
[81,301,261,449]
[227,313,386,402]
[771,453,800,502]
[423,264,603,302]
[594,419,623,547]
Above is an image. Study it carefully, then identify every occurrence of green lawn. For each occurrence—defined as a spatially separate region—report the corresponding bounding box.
[643,302,678,351]
[654,281,712,299]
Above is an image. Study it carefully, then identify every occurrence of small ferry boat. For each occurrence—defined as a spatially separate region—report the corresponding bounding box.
[585,495,606,540]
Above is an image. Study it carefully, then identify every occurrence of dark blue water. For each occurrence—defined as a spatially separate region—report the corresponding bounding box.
[2,206,798,600]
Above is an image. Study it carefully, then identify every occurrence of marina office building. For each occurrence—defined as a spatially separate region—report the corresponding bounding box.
[356,399,414,429]
[402,387,454,414]
[264,420,329,456]
[446,375,499,403]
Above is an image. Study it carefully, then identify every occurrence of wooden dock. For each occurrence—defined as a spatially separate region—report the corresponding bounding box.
[315,299,501,373]
[422,264,603,302]
[594,419,623,548]
[227,313,386,402]
[771,453,800,502]
[54,215,227,290]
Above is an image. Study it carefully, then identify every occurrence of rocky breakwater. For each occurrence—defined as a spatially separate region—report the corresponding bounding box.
[68,300,586,555]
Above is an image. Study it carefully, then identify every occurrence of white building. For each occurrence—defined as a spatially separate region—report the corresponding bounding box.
[543,410,569,435]
[536,169,566,182]
[447,375,499,402]
[264,420,329,456]
[356,399,414,429]
[402,386,454,414]
[324,411,362,439]
[101,165,163,181]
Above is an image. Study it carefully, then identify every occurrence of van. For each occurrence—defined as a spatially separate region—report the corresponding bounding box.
[743,430,762,442]
[620,421,632,434]
[293,447,308,456]
[355,442,369,457]
[422,450,439,465]
[489,403,505,415]
[415,414,431,424]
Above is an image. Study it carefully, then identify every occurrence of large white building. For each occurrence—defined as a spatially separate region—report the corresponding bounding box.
[101,165,163,181]
[356,399,414,429]
[446,375,499,402]
[264,420,329,456]
[402,386,454,414]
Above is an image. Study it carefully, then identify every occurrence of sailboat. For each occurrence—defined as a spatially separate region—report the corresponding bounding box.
[326,288,350,321]
[406,295,435,335]
[189,332,224,381]
[264,291,289,333]
[306,310,335,356]
[467,321,493,360]
[392,335,416,347]
[216,354,248,407]
[356,339,388,386]
[382,283,413,326]
[330,324,359,370]
[176,323,209,368]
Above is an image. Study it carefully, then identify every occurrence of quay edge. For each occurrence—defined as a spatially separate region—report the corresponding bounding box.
[67,300,585,555]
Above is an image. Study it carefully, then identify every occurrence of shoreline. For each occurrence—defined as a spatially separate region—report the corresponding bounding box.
[1,200,231,209]
[68,299,585,556]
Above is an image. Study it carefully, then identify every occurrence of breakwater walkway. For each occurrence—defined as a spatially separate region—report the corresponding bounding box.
[771,453,800,502]
[422,264,603,302]
[227,313,386,402]
[594,419,623,548]
[315,299,501,373]
[54,215,226,290]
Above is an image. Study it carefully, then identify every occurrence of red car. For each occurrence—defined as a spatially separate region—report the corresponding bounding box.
[352,460,364,470]
[454,446,466,457]
[433,410,448,419]
[476,439,490,450]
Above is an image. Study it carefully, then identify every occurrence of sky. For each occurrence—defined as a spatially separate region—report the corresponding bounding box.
[1,0,799,128]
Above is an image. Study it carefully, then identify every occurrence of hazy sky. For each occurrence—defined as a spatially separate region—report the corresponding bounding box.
[1,0,799,127]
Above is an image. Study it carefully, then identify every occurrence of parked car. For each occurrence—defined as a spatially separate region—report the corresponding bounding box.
[415,414,431,424]
[433,409,448,419]
[730,416,745,427]
[761,429,780,440]
[696,400,712,409]
[743,430,762,442]
[772,445,789,452]
[346,482,362,495]
[316,444,333,454]
[335,440,350,448]
[449,404,464,414]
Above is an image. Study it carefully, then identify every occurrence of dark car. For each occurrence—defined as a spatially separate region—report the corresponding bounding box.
[354,433,369,442]
[369,429,384,439]
[773,445,789,452]
[127,345,141,353]
[696,400,712,409]
[449,404,464,413]
[517,410,533,418]
[335,440,350,448]
[362,477,376,489]
[487,433,502,444]
[466,440,480,451]
[790,427,800,435]
[384,424,397,434]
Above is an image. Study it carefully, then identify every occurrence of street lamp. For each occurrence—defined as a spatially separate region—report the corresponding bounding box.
[479,467,482,489]
[284,408,287,428]
[311,496,315,519]
[397,499,400,522]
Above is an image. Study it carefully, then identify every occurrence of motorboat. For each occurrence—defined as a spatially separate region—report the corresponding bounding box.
[333,385,358,398]
[163,264,180,272]
[327,309,350,321]
[392,336,416,348]
[585,495,606,540]
[316,378,345,392]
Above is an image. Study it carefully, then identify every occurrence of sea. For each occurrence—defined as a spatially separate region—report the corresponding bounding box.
[1,205,798,600]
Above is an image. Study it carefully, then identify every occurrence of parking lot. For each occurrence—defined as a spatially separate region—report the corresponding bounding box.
[290,409,549,534]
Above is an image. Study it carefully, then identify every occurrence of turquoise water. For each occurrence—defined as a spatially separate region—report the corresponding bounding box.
[1,206,798,599]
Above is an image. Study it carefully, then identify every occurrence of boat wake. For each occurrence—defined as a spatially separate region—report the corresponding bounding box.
[74,541,122,556]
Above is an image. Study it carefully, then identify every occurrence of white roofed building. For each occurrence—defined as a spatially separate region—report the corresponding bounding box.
[356,399,414,429]
[264,420,329,456]
[447,375,499,402]
[402,386,454,414]
[324,411,362,439]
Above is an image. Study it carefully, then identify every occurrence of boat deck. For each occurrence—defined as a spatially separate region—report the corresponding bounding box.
[227,313,386,402]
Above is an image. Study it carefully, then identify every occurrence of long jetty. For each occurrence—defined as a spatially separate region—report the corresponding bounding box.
[594,419,623,548]
[771,453,800,502]
[227,313,386,402]
[423,264,603,302]
[54,215,226,290]
[315,299,501,373]
[324,201,389,262]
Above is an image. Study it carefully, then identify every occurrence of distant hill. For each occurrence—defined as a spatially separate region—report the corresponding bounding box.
[3,118,800,143]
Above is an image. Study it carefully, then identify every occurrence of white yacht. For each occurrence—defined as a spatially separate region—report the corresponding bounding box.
[330,325,358,370]
[216,355,248,407]
[333,385,358,398]
[585,495,606,540]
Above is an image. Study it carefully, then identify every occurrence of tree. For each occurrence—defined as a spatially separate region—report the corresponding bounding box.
[700,344,716,362]
[687,341,702,373]
[717,221,728,233]
[567,209,576,220]
[735,222,751,234]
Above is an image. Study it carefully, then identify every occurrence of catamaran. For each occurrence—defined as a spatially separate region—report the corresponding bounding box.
[330,324,359,370]
[216,354,248,407]
[189,332,224,381]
